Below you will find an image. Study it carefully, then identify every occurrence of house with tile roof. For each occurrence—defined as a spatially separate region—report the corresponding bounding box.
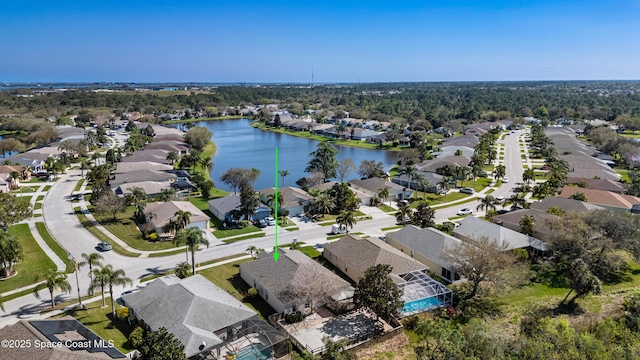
[240,249,353,314]
[556,186,640,211]
[258,186,312,216]
[385,225,462,283]
[453,216,546,252]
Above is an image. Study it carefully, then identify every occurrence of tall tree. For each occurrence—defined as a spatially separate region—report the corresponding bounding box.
[336,158,355,183]
[398,164,419,194]
[279,170,290,187]
[353,264,403,323]
[413,203,435,228]
[0,232,23,277]
[378,187,391,207]
[358,159,385,179]
[94,192,126,221]
[90,265,110,307]
[105,265,133,318]
[34,270,72,308]
[184,126,213,150]
[336,210,358,233]
[306,142,339,181]
[0,193,33,231]
[79,252,103,295]
[476,195,497,213]
[519,215,535,236]
[494,164,506,181]
[173,227,210,275]
[137,327,187,360]
[239,182,259,221]
[395,202,413,225]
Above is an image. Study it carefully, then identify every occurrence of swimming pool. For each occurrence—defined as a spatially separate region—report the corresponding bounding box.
[235,343,271,360]
[402,297,443,315]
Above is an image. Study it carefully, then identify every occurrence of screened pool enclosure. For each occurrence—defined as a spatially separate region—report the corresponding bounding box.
[398,270,453,317]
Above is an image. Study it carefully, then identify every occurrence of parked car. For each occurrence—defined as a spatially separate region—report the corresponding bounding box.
[265,217,276,226]
[502,177,509,183]
[540,165,549,170]
[494,196,506,204]
[478,170,489,177]
[255,219,268,228]
[457,208,473,216]
[460,187,475,194]
[331,224,347,235]
[97,242,112,251]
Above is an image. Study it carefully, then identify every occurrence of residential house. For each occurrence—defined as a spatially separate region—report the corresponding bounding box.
[392,171,443,194]
[492,209,559,241]
[351,128,383,141]
[453,216,546,252]
[114,161,173,173]
[0,317,126,359]
[258,186,312,216]
[430,145,475,159]
[414,155,472,176]
[208,194,271,222]
[310,181,372,205]
[529,196,604,214]
[0,176,9,193]
[5,152,50,172]
[151,124,186,137]
[385,225,462,283]
[564,177,626,193]
[0,165,30,191]
[347,177,413,201]
[143,201,210,235]
[433,126,454,137]
[323,234,452,316]
[240,249,353,314]
[123,275,285,360]
[110,169,176,191]
[115,181,171,197]
[323,234,427,284]
[556,186,640,211]
[145,140,190,154]
[122,149,172,164]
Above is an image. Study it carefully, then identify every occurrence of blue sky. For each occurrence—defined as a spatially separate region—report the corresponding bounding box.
[1,0,638,82]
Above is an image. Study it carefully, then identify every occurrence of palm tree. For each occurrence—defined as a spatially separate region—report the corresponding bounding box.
[90,266,110,307]
[158,188,175,202]
[523,167,535,185]
[494,164,506,181]
[199,155,213,174]
[267,192,284,211]
[166,150,180,165]
[336,210,358,233]
[173,227,210,275]
[280,170,290,187]
[519,215,535,236]
[458,166,471,187]
[174,262,191,279]
[438,176,452,198]
[395,202,413,225]
[80,158,91,178]
[476,195,497,213]
[9,170,20,190]
[0,232,23,277]
[246,245,264,259]
[397,164,419,194]
[173,210,192,231]
[91,152,103,167]
[34,270,72,308]
[312,192,335,217]
[105,265,133,318]
[378,187,390,207]
[532,182,554,201]
[79,252,103,295]
[506,194,528,211]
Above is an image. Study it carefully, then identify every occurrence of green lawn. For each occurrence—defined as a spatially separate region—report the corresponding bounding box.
[36,195,44,201]
[616,168,631,183]
[0,224,57,294]
[471,177,492,192]
[284,227,300,231]
[327,232,363,240]
[34,202,42,210]
[377,204,395,212]
[199,260,276,319]
[411,192,470,207]
[618,131,640,139]
[43,185,51,191]
[313,210,366,222]
[53,298,134,354]
[381,225,404,231]
[74,178,85,192]
[13,186,39,193]
[214,226,263,238]
[299,246,322,259]
[35,222,73,273]
[75,211,140,257]
[148,248,187,258]
[91,206,177,251]
[222,233,266,243]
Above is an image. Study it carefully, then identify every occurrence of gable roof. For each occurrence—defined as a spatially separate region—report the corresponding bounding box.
[323,234,427,283]
[310,181,371,200]
[111,169,176,187]
[347,177,406,194]
[116,181,171,196]
[143,201,210,229]
[529,196,604,213]
[258,186,312,207]
[415,155,471,172]
[240,249,352,304]
[385,225,461,270]
[492,209,558,240]
[564,177,626,193]
[453,216,546,251]
[557,186,640,209]
[123,275,256,358]
[122,149,171,164]
[0,165,27,174]
[114,161,173,173]
[208,194,242,216]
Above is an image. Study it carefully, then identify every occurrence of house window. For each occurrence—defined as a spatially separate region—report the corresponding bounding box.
[345,265,348,272]
[441,268,452,281]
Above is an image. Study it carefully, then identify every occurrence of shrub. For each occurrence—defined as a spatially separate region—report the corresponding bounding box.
[146,232,158,242]
[284,311,305,324]
[128,326,145,348]
[116,307,129,321]
[247,287,259,298]
[513,248,529,262]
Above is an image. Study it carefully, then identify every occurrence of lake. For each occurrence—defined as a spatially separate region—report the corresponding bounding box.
[192,119,399,191]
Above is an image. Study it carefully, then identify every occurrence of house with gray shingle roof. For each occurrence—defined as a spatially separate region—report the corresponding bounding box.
[258,186,312,216]
[240,249,353,314]
[208,194,270,222]
[323,234,427,284]
[529,196,604,214]
[453,216,546,252]
[110,169,176,190]
[123,275,281,360]
[347,177,413,202]
[385,225,462,283]
[143,201,210,235]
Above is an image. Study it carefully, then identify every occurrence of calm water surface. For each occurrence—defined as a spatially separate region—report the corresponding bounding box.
[193,119,399,191]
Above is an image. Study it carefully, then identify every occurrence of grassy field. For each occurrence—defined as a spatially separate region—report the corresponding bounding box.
[377,204,395,212]
[616,168,631,183]
[34,202,42,210]
[199,260,275,319]
[35,222,73,273]
[299,246,322,259]
[0,224,57,294]
[381,225,404,231]
[13,185,39,193]
[74,178,85,192]
[36,195,44,201]
[53,298,134,354]
[75,211,140,257]
[411,191,469,207]
[92,206,177,251]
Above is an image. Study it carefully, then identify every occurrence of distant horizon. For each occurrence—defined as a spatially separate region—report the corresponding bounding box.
[2,1,638,83]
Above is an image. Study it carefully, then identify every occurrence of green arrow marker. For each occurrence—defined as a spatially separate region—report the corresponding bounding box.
[273,147,280,262]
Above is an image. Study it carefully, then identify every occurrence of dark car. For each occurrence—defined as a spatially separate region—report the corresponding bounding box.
[254,219,268,228]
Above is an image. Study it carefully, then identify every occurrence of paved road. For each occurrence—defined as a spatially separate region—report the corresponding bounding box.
[0,128,527,327]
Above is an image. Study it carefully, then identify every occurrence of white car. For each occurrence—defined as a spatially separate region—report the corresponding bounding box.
[502,177,509,183]
[265,217,276,226]
[457,208,473,216]
[494,196,506,204]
